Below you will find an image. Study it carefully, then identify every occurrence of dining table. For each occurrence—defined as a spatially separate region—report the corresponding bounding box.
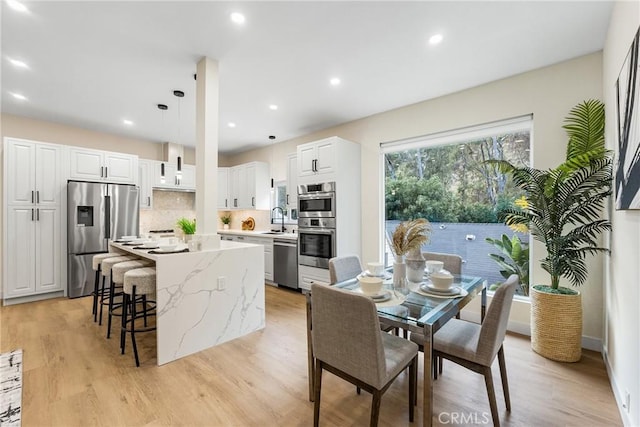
[305,271,487,427]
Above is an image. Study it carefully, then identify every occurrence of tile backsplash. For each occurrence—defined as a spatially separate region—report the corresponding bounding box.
[140,190,195,234]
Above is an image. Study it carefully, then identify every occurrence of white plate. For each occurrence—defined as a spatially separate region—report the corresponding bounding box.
[153,245,187,253]
[138,243,159,249]
[414,284,468,299]
[420,283,460,295]
[354,289,393,302]
[358,271,392,280]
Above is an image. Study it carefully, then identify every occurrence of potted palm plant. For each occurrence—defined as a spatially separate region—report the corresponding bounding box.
[490,99,612,362]
[176,217,196,242]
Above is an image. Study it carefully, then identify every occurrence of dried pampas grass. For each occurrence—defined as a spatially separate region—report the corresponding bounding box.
[387,218,431,257]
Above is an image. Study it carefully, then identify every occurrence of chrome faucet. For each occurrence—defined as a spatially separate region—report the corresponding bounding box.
[271,206,285,232]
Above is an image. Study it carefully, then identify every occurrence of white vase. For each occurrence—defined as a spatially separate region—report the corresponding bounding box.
[223,224,229,230]
[393,255,408,294]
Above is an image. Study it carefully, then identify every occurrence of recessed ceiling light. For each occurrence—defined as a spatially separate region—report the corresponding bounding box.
[6,0,28,12]
[11,92,27,101]
[330,77,341,86]
[8,58,28,68]
[428,33,443,45]
[269,104,278,111]
[228,122,236,128]
[230,12,245,24]
[123,119,134,126]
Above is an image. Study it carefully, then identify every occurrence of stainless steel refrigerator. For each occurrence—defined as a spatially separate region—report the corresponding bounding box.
[67,181,139,298]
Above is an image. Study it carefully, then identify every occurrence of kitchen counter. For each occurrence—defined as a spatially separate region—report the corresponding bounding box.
[110,240,265,365]
[217,229,298,241]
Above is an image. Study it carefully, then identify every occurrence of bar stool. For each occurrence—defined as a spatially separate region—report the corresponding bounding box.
[100,255,137,336]
[122,267,157,367]
[91,253,117,322]
[111,259,153,350]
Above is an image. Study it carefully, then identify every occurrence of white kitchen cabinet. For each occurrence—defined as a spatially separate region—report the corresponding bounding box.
[297,136,360,184]
[138,159,153,209]
[69,147,138,184]
[152,160,195,190]
[286,153,298,209]
[5,139,62,206]
[4,138,63,300]
[298,265,331,291]
[217,167,230,209]
[229,162,269,209]
[5,205,61,298]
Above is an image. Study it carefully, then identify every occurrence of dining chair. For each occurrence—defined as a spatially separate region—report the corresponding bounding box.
[421,251,463,275]
[431,274,519,427]
[310,283,418,427]
[329,255,399,335]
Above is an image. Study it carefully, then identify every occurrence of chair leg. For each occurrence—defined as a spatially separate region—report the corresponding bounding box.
[130,285,140,367]
[142,295,148,327]
[498,346,511,412]
[106,276,115,339]
[313,361,323,427]
[483,366,500,427]
[99,275,106,325]
[409,357,416,421]
[92,269,100,321]
[370,390,382,427]
[439,356,443,374]
[357,386,361,395]
[120,293,129,354]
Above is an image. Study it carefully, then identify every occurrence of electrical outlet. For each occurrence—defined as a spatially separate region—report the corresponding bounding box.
[624,390,630,413]
[217,276,226,290]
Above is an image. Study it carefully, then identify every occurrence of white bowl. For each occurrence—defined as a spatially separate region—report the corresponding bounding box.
[430,272,454,290]
[157,244,178,252]
[425,260,444,274]
[367,262,384,276]
[359,276,383,296]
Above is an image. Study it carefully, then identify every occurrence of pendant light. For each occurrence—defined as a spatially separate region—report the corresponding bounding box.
[157,103,168,183]
[174,90,184,180]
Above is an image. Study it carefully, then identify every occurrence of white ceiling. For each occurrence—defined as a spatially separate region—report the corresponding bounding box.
[2,1,613,154]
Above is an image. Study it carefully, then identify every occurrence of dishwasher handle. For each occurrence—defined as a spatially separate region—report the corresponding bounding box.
[274,240,297,247]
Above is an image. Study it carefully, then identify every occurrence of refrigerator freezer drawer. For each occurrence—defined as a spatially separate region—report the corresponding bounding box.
[68,253,103,298]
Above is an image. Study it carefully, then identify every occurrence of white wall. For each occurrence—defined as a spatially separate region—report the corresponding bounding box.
[229,52,605,344]
[602,2,640,425]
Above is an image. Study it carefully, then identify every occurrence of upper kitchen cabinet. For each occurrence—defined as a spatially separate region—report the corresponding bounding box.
[286,153,298,209]
[69,147,138,184]
[138,159,153,209]
[5,138,63,206]
[217,167,230,209]
[297,136,360,184]
[229,161,270,210]
[152,161,195,190]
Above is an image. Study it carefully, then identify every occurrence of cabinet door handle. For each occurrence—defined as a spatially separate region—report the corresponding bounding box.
[225,199,228,208]
[31,191,35,203]
[252,196,255,207]
[100,166,103,177]
[36,208,39,221]
[31,209,34,221]
[104,167,108,178]
[286,194,289,205]
[36,191,40,204]
[147,196,151,206]
[234,198,237,207]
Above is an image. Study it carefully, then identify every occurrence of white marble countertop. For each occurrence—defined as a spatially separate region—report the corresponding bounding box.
[217,229,298,241]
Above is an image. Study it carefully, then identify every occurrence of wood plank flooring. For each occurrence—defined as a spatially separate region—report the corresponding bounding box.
[0,286,622,426]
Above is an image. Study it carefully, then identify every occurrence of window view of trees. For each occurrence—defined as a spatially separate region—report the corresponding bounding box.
[384,128,531,296]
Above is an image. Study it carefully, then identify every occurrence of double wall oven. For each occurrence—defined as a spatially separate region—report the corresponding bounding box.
[298,182,336,269]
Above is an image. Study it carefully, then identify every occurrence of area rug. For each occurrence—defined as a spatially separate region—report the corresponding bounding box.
[0,349,22,426]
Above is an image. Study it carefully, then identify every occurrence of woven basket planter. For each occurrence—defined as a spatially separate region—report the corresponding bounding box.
[530,286,582,362]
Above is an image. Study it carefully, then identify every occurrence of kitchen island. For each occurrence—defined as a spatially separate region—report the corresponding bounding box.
[110,240,265,365]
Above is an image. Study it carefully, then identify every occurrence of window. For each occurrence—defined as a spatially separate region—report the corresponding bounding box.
[382,116,532,296]
[271,181,297,225]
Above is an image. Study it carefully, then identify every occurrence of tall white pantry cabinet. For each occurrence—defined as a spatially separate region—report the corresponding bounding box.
[4,138,64,299]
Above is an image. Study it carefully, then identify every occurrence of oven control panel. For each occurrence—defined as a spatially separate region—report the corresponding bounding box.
[298,217,336,228]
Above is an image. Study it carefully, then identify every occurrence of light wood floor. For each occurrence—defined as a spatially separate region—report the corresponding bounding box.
[0,286,622,426]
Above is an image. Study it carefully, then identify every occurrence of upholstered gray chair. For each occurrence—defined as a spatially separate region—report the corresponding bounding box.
[329,255,398,335]
[422,251,463,275]
[431,274,518,427]
[310,283,418,427]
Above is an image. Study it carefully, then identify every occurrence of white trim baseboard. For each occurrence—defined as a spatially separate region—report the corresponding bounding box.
[603,348,634,426]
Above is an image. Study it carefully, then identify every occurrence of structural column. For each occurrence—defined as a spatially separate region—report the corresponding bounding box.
[195,57,221,249]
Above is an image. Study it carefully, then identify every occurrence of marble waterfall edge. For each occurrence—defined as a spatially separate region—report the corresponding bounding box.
[154,244,265,365]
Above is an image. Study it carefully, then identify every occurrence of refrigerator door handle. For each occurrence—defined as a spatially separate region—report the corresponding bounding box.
[104,195,111,239]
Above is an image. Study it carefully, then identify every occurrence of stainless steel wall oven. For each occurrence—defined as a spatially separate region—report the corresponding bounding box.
[298,182,336,218]
[298,217,336,269]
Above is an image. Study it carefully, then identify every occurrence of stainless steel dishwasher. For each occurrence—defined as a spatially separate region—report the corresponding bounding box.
[273,239,298,290]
